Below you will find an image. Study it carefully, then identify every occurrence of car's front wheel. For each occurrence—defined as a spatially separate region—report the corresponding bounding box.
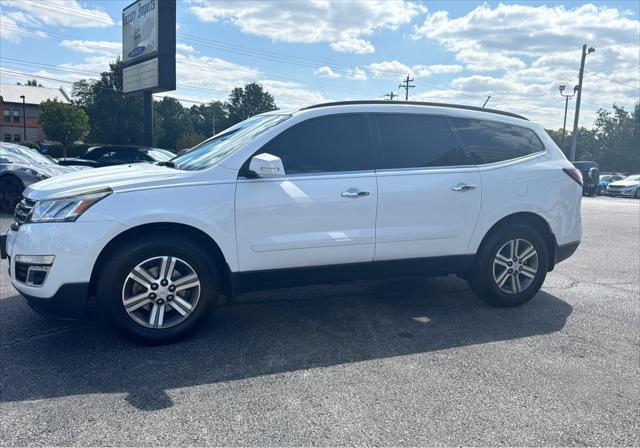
[97,235,219,344]
[468,224,548,307]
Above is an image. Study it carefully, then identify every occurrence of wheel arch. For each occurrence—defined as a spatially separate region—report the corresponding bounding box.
[89,222,233,299]
[475,212,558,271]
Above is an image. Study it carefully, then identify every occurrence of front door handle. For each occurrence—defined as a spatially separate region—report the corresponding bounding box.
[341,189,370,198]
[452,183,477,192]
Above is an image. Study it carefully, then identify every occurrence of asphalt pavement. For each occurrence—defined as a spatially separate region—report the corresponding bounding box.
[1,196,638,446]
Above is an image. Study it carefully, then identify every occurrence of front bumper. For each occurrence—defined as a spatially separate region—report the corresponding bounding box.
[22,283,90,320]
[606,188,636,197]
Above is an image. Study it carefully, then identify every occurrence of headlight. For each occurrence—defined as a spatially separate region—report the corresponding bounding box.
[28,188,112,223]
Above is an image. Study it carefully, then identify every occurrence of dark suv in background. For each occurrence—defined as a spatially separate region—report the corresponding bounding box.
[57,145,175,168]
[572,161,600,196]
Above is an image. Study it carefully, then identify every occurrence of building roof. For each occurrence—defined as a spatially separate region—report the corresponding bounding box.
[0,84,71,105]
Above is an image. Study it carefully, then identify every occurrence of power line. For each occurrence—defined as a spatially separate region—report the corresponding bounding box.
[586,72,639,89]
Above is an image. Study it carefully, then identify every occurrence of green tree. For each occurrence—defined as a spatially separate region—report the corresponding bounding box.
[225,82,276,126]
[593,104,639,173]
[154,96,193,149]
[39,100,89,157]
[72,59,144,145]
[17,79,42,87]
[189,101,229,137]
[177,131,206,150]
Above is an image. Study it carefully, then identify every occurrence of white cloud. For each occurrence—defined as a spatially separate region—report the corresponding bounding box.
[188,0,424,53]
[2,0,114,29]
[368,60,413,80]
[259,80,328,109]
[346,67,368,81]
[330,38,375,55]
[0,14,21,43]
[314,66,341,79]
[177,43,196,53]
[60,40,121,57]
[409,3,639,128]
[427,64,464,74]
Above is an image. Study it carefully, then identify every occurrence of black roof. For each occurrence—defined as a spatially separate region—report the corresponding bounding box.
[301,100,528,121]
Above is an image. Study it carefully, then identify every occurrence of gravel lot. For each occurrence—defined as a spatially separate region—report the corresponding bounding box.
[1,196,638,446]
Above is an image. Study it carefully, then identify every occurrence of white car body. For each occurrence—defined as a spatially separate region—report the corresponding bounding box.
[605,175,640,198]
[3,102,582,339]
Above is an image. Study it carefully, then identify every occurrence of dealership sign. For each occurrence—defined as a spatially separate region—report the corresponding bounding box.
[122,0,176,94]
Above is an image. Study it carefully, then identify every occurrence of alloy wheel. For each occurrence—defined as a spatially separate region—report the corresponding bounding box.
[492,238,539,295]
[121,256,201,329]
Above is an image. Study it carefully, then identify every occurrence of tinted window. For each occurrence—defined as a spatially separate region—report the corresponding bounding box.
[258,114,367,174]
[375,114,458,169]
[450,118,544,164]
[111,149,145,163]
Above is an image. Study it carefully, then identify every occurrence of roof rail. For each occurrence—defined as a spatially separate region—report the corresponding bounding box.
[301,100,529,121]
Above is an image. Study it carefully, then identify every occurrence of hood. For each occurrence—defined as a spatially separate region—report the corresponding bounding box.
[15,162,77,178]
[609,180,640,188]
[24,163,186,200]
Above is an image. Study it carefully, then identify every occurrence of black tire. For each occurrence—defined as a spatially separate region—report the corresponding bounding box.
[0,175,24,213]
[468,223,548,307]
[97,234,220,344]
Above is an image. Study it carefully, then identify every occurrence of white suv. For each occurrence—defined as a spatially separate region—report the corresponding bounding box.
[2,101,582,343]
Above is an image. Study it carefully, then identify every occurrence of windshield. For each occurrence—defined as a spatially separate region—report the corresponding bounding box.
[0,144,55,165]
[147,148,175,161]
[172,114,290,171]
[623,174,640,182]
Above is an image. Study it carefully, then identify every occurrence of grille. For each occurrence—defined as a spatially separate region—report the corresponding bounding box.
[13,197,36,227]
[607,185,624,190]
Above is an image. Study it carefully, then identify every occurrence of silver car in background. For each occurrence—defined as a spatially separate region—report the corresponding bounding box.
[0,143,86,212]
[606,174,640,198]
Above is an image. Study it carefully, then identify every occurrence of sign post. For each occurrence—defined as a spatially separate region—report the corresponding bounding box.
[122,0,176,146]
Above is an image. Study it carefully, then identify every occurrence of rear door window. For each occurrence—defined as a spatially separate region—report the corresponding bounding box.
[450,118,544,164]
[373,114,459,169]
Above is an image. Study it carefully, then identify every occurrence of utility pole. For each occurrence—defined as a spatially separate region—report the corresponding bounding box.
[559,84,578,148]
[19,95,26,141]
[482,95,491,108]
[569,44,595,161]
[398,75,415,101]
[383,91,398,101]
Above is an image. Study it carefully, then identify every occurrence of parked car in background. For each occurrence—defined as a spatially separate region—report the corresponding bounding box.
[57,145,175,168]
[0,143,86,212]
[598,174,625,195]
[2,101,582,343]
[606,174,640,198]
[572,161,599,196]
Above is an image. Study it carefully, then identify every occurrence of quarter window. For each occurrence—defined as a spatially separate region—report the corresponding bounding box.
[450,118,544,164]
[257,114,368,174]
[374,114,459,169]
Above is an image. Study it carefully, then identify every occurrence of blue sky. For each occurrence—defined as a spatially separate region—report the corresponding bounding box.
[1,0,638,129]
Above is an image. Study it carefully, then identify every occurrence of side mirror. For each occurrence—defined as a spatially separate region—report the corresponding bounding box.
[249,153,286,178]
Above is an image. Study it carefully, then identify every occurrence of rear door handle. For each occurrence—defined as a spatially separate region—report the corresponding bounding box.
[341,189,370,198]
[452,183,477,192]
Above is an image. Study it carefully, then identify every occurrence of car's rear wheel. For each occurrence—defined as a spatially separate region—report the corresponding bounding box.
[468,224,548,307]
[97,235,219,344]
[0,175,24,212]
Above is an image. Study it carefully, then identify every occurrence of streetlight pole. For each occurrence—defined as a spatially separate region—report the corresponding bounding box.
[569,44,595,161]
[19,95,26,142]
[559,84,577,148]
